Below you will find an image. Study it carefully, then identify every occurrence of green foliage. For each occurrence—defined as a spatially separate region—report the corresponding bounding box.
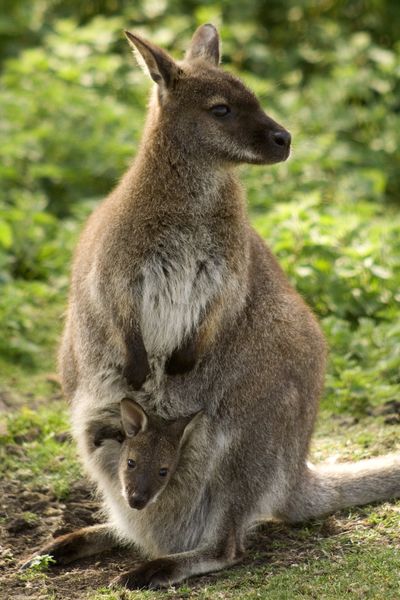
[0,2,399,419]
[253,197,400,414]
[32,553,55,570]
[0,17,145,217]
[22,553,56,573]
[323,317,400,414]
[253,198,400,322]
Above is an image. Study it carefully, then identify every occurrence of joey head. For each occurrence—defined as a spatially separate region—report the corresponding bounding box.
[119,398,200,510]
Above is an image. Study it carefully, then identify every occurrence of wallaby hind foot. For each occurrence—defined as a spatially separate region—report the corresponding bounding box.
[20,523,118,569]
[110,526,244,590]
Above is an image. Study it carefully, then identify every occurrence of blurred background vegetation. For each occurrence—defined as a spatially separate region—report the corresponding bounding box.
[0,0,399,415]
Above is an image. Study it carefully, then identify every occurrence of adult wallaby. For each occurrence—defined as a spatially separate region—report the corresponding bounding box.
[23,24,400,588]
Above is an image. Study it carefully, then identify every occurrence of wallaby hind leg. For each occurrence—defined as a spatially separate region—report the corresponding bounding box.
[110,525,244,590]
[20,523,117,569]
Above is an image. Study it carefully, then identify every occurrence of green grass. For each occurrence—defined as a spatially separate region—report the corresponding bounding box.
[0,404,81,499]
[87,545,400,599]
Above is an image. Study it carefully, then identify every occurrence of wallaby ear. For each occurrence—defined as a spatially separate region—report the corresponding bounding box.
[185,23,220,66]
[124,30,181,89]
[120,398,148,438]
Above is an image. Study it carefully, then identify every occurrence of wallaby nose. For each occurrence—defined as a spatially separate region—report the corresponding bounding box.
[272,130,291,149]
[129,492,149,510]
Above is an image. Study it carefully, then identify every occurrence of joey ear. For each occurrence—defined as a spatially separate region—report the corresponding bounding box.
[124,30,181,89]
[186,23,220,66]
[172,410,203,446]
[120,398,148,437]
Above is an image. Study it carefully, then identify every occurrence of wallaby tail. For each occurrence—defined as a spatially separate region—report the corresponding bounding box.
[284,454,400,522]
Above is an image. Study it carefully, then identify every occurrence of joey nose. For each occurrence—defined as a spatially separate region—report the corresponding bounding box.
[272,130,291,149]
[129,493,149,510]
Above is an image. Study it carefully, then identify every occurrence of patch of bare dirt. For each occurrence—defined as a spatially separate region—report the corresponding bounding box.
[0,475,139,599]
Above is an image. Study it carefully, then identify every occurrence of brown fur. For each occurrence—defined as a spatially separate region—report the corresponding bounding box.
[23,24,400,589]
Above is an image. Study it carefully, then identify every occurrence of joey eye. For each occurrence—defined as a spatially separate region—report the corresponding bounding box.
[127,459,136,469]
[159,468,168,477]
[210,105,231,118]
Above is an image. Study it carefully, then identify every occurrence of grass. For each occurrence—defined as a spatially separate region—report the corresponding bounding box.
[1,384,399,598]
[87,540,400,599]
[0,403,81,500]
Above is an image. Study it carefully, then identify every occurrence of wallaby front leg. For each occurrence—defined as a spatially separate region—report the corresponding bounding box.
[165,297,223,376]
[110,528,244,589]
[123,327,150,390]
[20,523,117,569]
[165,334,199,375]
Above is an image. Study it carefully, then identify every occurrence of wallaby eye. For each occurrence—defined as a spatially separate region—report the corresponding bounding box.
[127,459,136,469]
[159,468,168,477]
[210,104,231,118]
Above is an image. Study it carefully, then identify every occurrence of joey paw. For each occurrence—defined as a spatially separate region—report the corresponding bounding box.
[109,557,178,590]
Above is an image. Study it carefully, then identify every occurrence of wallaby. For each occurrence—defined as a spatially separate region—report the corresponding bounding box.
[118,398,201,510]
[22,24,400,588]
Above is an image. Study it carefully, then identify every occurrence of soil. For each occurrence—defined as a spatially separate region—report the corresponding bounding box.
[0,474,133,599]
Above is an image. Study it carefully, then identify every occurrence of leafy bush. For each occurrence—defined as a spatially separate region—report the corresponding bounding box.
[0,3,399,415]
[0,17,146,217]
[253,197,400,323]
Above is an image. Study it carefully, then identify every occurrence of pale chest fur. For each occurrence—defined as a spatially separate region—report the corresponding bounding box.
[139,232,226,356]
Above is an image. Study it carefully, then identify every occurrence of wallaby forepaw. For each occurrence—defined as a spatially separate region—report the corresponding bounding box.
[109,557,179,589]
